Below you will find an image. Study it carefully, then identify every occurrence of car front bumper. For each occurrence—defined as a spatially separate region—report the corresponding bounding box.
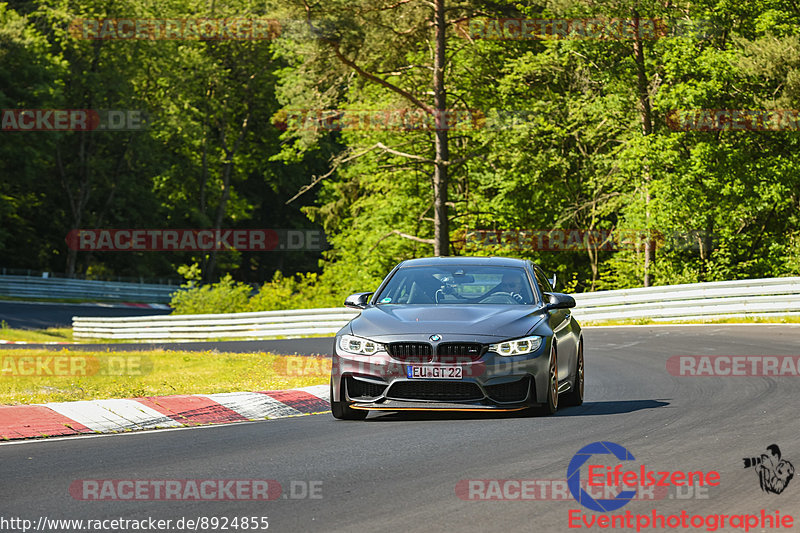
[331,334,552,410]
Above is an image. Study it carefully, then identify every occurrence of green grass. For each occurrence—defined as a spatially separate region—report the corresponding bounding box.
[0,349,330,405]
[0,326,74,343]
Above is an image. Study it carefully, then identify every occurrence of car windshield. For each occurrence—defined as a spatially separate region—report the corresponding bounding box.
[374,265,536,305]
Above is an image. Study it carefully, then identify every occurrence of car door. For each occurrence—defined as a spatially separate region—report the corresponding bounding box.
[533,266,576,383]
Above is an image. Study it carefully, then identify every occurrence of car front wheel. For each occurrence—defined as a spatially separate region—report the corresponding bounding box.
[330,379,368,420]
[535,343,559,416]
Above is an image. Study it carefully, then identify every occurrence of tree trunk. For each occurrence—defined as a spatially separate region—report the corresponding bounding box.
[60,135,91,278]
[204,161,232,282]
[632,12,654,286]
[433,0,449,256]
[204,109,251,282]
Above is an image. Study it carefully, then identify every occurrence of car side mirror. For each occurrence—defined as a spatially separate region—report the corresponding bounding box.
[344,292,373,309]
[543,292,575,310]
[548,272,557,290]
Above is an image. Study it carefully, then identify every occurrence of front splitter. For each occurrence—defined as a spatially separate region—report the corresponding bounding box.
[350,400,527,412]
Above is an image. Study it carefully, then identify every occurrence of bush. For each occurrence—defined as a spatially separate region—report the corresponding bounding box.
[168,265,364,315]
[170,273,253,315]
[247,271,341,310]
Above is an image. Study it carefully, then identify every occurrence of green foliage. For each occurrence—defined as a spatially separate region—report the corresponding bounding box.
[0,0,330,284]
[270,0,800,295]
[3,0,800,313]
[248,272,340,310]
[170,274,253,314]
[177,263,202,284]
[170,266,381,314]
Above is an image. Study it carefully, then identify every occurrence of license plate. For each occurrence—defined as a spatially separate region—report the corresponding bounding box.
[407,365,463,379]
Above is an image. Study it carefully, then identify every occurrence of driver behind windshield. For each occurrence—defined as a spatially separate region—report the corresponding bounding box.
[497,273,524,293]
[484,272,529,303]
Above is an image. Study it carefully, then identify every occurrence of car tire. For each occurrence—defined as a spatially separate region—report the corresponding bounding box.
[534,343,559,416]
[562,339,584,407]
[330,379,368,420]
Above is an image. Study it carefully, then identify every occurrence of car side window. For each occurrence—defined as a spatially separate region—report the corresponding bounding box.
[528,269,544,299]
[533,267,553,294]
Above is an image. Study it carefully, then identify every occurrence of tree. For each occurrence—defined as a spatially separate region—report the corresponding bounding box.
[275,0,504,258]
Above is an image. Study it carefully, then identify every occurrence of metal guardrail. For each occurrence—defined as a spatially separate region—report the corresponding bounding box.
[0,267,181,285]
[571,277,800,322]
[72,277,800,341]
[0,275,181,303]
[73,308,359,340]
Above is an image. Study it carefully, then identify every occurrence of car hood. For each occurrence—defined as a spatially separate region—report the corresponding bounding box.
[348,304,546,339]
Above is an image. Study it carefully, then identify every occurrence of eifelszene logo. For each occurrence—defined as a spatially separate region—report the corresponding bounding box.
[567,441,638,512]
[567,441,721,512]
[743,444,795,494]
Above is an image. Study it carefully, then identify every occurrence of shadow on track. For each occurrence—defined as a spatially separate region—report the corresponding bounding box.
[361,399,670,422]
[554,399,671,417]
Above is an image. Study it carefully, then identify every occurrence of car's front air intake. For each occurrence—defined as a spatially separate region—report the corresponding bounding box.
[346,377,387,399]
[485,377,530,403]
[387,381,484,401]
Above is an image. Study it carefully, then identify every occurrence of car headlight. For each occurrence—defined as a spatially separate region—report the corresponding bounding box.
[488,335,543,356]
[338,334,385,356]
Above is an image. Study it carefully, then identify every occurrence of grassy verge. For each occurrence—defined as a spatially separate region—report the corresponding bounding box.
[0,326,74,343]
[0,349,330,405]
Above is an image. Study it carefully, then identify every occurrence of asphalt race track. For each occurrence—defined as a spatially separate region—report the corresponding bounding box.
[0,301,171,330]
[2,325,800,533]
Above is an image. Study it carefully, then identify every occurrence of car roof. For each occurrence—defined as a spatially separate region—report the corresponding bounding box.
[397,256,531,268]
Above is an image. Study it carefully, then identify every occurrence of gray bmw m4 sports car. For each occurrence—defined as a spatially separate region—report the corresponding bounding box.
[330,256,583,420]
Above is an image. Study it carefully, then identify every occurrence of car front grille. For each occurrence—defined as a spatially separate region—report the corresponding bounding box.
[387,342,486,363]
[346,376,387,399]
[387,381,484,402]
[436,342,484,361]
[387,342,434,363]
[485,377,530,403]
